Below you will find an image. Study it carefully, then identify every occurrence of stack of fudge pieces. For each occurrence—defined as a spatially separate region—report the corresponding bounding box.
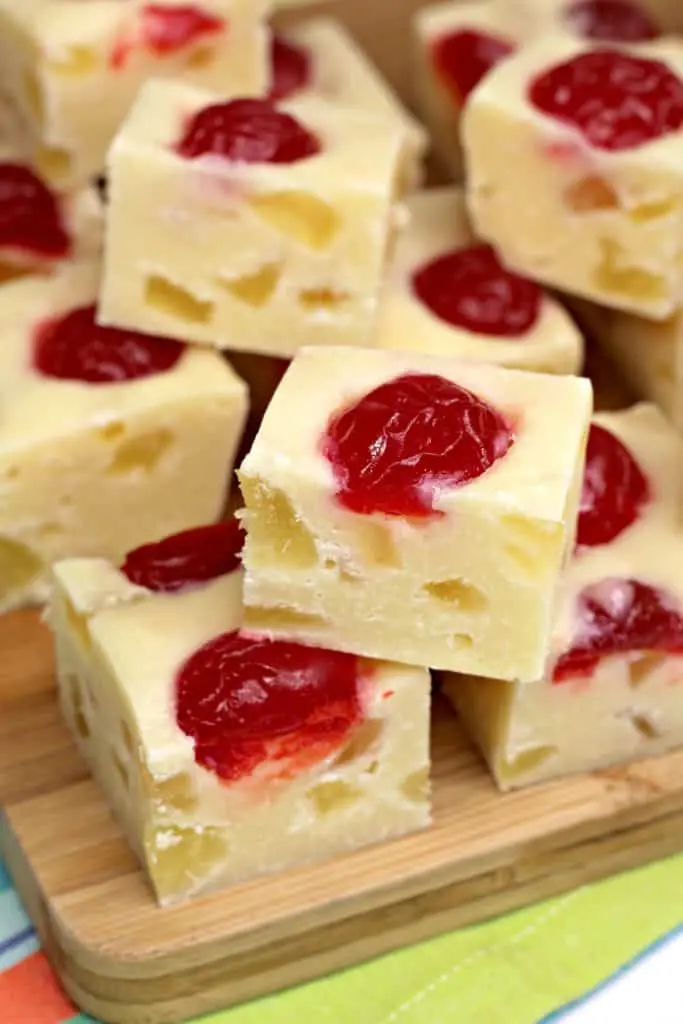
[2,0,683,907]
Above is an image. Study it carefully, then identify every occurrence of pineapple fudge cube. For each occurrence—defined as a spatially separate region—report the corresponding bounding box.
[0,260,248,613]
[464,37,683,320]
[444,404,683,789]
[239,346,593,682]
[414,0,524,180]
[414,0,663,181]
[269,18,428,191]
[49,520,431,905]
[98,80,405,356]
[376,186,583,375]
[0,160,102,282]
[0,0,270,189]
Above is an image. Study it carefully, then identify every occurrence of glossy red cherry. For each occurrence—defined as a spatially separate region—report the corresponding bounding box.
[33,305,184,383]
[269,35,312,101]
[176,633,364,782]
[412,244,542,337]
[111,4,224,67]
[121,519,243,593]
[139,4,224,55]
[529,50,683,151]
[0,163,70,259]
[322,373,514,518]
[563,0,659,42]
[577,423,650,551]
[432,28,514,103]
[553,578,683,681]
[176,98,321,163]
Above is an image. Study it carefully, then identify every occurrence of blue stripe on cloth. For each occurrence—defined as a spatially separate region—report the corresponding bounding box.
[0,885,32,938]
[0,928,39,972]
[0,886,39,970]
[0,925,34,956]
[0,862,12,892]
[540,924,683,1022]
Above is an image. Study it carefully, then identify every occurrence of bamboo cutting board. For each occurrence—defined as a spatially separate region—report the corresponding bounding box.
[1,1,682,1022]
[2,609,683,1024]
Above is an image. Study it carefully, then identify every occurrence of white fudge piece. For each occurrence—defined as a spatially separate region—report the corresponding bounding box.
[239,345,593,682]
[415,0,665,180]
[376,186,584,374]
[271,17,428,190]
[444,404,683,789]
[49,529,431,905]
[0,260,248,613]
[0,0,270,188]
[0,159,102,280]
[99,80,404,357]
[464,37,683,319]
[414,0,524,180]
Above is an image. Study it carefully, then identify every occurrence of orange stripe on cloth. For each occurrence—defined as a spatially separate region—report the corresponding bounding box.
[0,951,76,1024]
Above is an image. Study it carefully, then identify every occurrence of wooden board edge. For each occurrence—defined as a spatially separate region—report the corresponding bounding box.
[41,781,683,974]
[4,801,683,1024]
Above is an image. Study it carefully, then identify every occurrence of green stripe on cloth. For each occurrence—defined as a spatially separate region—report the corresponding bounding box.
[192,853,683,1024]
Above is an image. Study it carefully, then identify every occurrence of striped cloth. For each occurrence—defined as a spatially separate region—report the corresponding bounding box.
[1,853,682,1024]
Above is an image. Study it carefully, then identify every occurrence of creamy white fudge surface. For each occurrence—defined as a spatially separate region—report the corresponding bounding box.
[445,404,683,789]
[464,37,683,320]
[273,17,428,190]
[239,345,593,683]
[376,186,583,374]
[0,159,103,278]
[99,80,404,357]
[0,0,270,188]
[50,540,431,906]
[0,261,248,613]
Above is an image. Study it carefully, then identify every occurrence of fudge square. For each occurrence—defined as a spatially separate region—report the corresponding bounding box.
[414,0,522,181]
[0,0,270,189]
[239,346,593,682]
[464,37,683,320]
[415,0,665,181]
[270,17,428,191]
[0,159,102,281]
[49,521,431,905]
[0,259,247,614]
[376,186,584,375]
[98,80,405,357]
[443,404,683,789]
